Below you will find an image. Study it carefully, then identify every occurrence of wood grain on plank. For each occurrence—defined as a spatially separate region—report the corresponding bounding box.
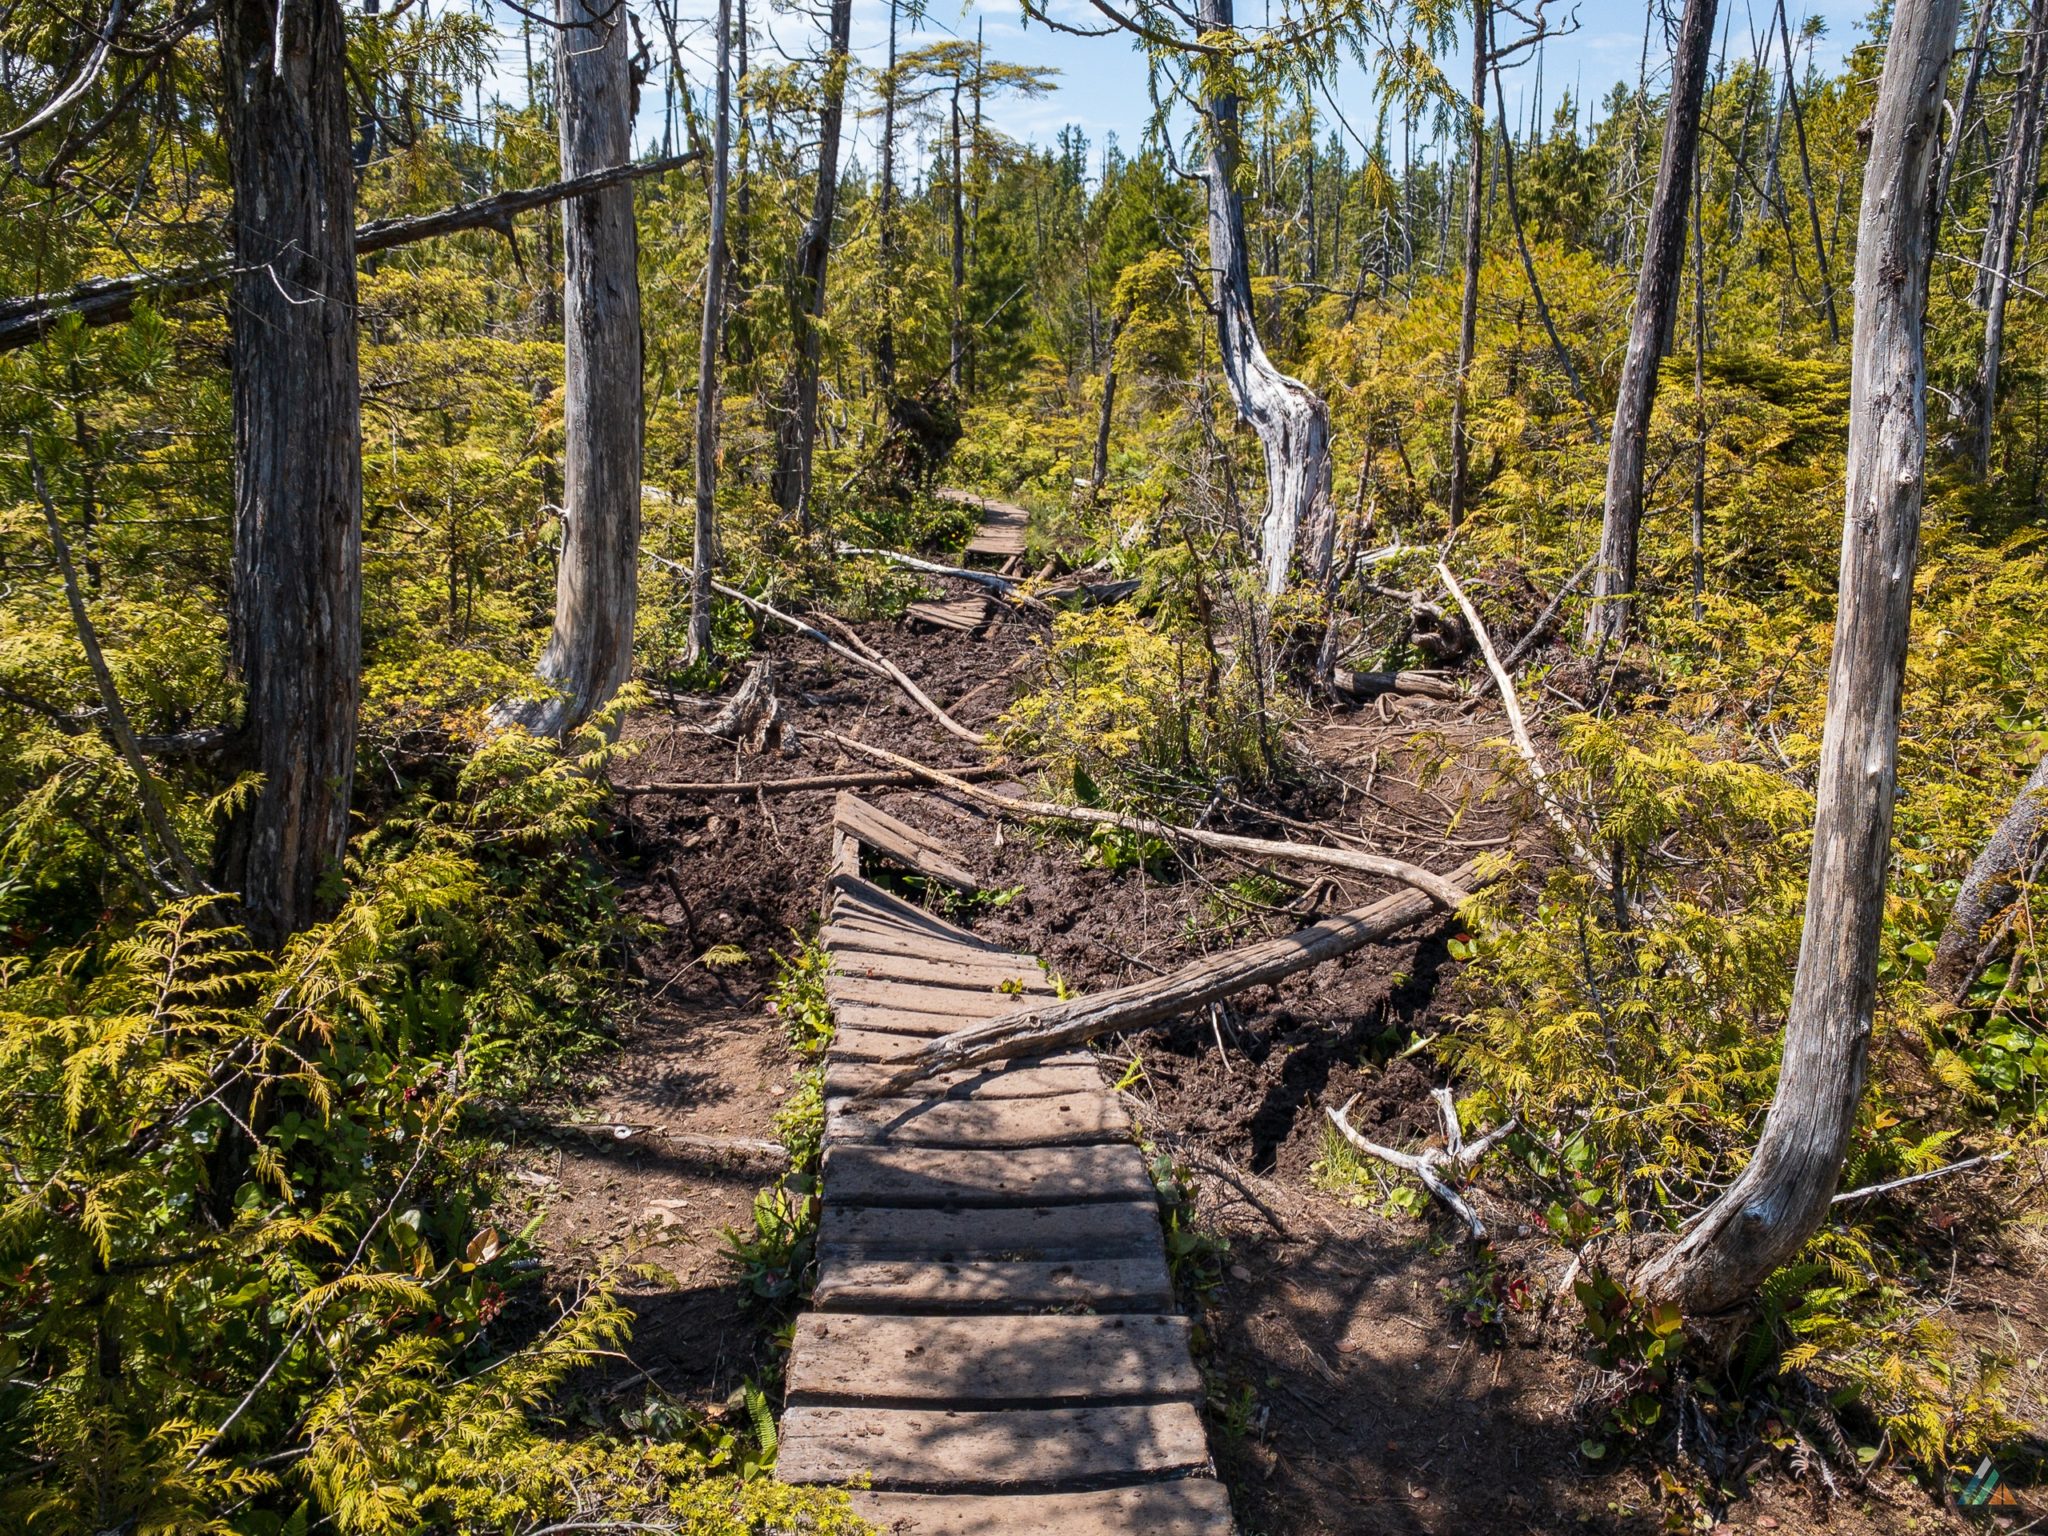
[826,980,1036,1019]
[822,1059,1103,1099]
[778,1401,1211,1490]
[835,793,981,893]
[819,923,1028,965]
[812,1254,1174,1314]
[827,1092,1130,1148]
[827,947,1049,992]
[787,1314,1199,1404]
[847,1482,1235,1535]
[818,1200,1161,1261]
[822,1142,1154,1208]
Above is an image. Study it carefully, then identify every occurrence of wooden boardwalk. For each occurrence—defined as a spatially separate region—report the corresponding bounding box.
[935,488,1030,564]
[779,797,1235,1534]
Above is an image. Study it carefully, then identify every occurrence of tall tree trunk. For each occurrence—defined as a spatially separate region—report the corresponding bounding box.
[727,0,752,368]
[1584,0,1721,647]
[1446,0,1488,530]
[215,0,362,948]
[689,0,733,664]
[1928,752,2048,1002]
[497,0,643,736]
[1970,0,2047,474]
[1936,0,1998,217]
[874,0,899,398]
[1637,0,1958,1315]
[1776,3,1842,342]
[949,72,966,391]
[770,0,853,526]
[1198,0,1334,595]
[1092,316,1121,496]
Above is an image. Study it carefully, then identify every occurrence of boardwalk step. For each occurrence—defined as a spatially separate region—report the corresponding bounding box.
[778,1401,1211,1491]
[835,793,981,893]
[818,922,1026,962]
[826,948,1050,992]
[819,1200,1162,1262]
[827,1092,1130,1148]
[847,1482,1235,1535]
[906,596,994,633]
[826,978,1045,1018]
[787,1314,1199,1405]
[822,1059,1102,1100]
[814,1255,1174,1314]
[829,874,992,948]
[822,1143,1154,1208]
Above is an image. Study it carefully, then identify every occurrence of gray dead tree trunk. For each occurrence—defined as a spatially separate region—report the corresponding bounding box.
[1584,0,1721,648]
[214,0,363,947]
[1446,0,1488,531]
[1927,752,2048,1002]
[1637,0,1959,1315]
[689,0,733,663]
[497,0,644,735]
[1970,0,2047,475]
[770,0,853,526]
[1199,0,1335,595]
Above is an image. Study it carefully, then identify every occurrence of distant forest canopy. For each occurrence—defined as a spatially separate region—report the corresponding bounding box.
[2,0,2046,1529]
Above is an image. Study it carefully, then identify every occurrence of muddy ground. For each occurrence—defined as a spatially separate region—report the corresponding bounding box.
[507,579,2047,1535]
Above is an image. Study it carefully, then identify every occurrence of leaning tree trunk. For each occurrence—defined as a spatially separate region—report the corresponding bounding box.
[1970,0,2047,476]
[1584,0,1721,648]
[1445,0,1488,531]
[688,0,733,664]
[214,0,362,949]
[498,0,643,735]
[769,0,853,526]
[1198,0,1335,595]
[1637,0,1960,1315]
[1927,751,2048,1003]
[1092,317,1121,496]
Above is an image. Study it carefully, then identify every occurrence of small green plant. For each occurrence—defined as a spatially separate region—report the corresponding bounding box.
[722,1180,819,1308]
[769,939,835,1055]
[774,1066,828,1171]
[1573,1267,1685,1460]
[1442,1245,1531,1334]
[1148,1152,1229,1297]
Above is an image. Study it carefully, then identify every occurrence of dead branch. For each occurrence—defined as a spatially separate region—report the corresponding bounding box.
[1830,1149,2011,1205]
[1501,554,1599,672]
[851,857,1484,1100]
[835,543,1053,614]
[615,765,1012,798]
[1324,1085,1516,1242]
[1330,669,1463,702]
[1437,563,1608,886]
[820,728,1472,909]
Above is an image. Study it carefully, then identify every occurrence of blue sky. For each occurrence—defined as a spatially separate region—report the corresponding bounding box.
[479,0,1882,170]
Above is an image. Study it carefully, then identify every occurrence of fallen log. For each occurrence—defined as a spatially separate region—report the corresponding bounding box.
[1330,669,1462,702]
[615,765,1012,798]
[819,729,1471,910]
[836,543,1052,615]
[0,153,697,353]
[850,858,1483,1099]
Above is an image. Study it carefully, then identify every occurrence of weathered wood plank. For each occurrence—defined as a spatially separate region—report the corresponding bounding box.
[835,793,982,893]
[827,1092,1130,1148]
[828,947,1050,992]
[819,924,1028,967]
[822,1059,1103,1099]
[847,1482,1236,1535]
[818,1200,1161,1261]
[906,597,993,632]
[823,1143,1154,1207]
[828,874,991,948]
[827,979,1039,1019]
[778,1402,1211,1490]
[812,1254,1174,1314]
[787,1314,1198,1405]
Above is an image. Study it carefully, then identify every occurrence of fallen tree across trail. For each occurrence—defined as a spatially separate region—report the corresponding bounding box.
[820,729,1473,910]
[847,856,1486,1100]
[0,153,697,352]
[616,765,1012,798]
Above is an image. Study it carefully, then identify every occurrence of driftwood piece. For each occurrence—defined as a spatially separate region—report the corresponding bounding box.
[833,791,979,892]
[852,859,1482,1099]
[1329,669,1462,702]
[821,729,1471,911]
[1324,1085,1515,1242]
[0,154,697,353]
[615,765,1011,798]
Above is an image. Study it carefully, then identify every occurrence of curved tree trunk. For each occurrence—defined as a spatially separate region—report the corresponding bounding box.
[498,0,643,735]
[689,0,733,664]
[1927,751,2048,1003]
[1584,0,1720,648]
[215,0,362,948]
[770,0,853,527]
[1637,0,1958,1315]
[1198,0,1334,596]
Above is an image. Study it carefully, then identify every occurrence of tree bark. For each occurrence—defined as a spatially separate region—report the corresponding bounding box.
[1584,0,1721,648]
[1198,0,1335,595]
[1969,0,2047,475]
[1936,0,1998,218]
[495,0,644,736]
[769,0,853,526]
[1928,751,2048,1002]
[688,0,733,664]
[1637,0,1958,1314]
[1092,315,1121,494]
[1776,3,1842,342]
[213,0,363,948]
[1446,0,1488,531]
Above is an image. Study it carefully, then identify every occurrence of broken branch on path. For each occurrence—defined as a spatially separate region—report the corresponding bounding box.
[1437,563,1608,887]
[615,765,1011,798]
[1325,1086,1516,1242]
[0,153,698,353]
[850,857,1487,1100]
[836,544,1053,615]
[658,562,986,746]
[820,729,1473,910]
